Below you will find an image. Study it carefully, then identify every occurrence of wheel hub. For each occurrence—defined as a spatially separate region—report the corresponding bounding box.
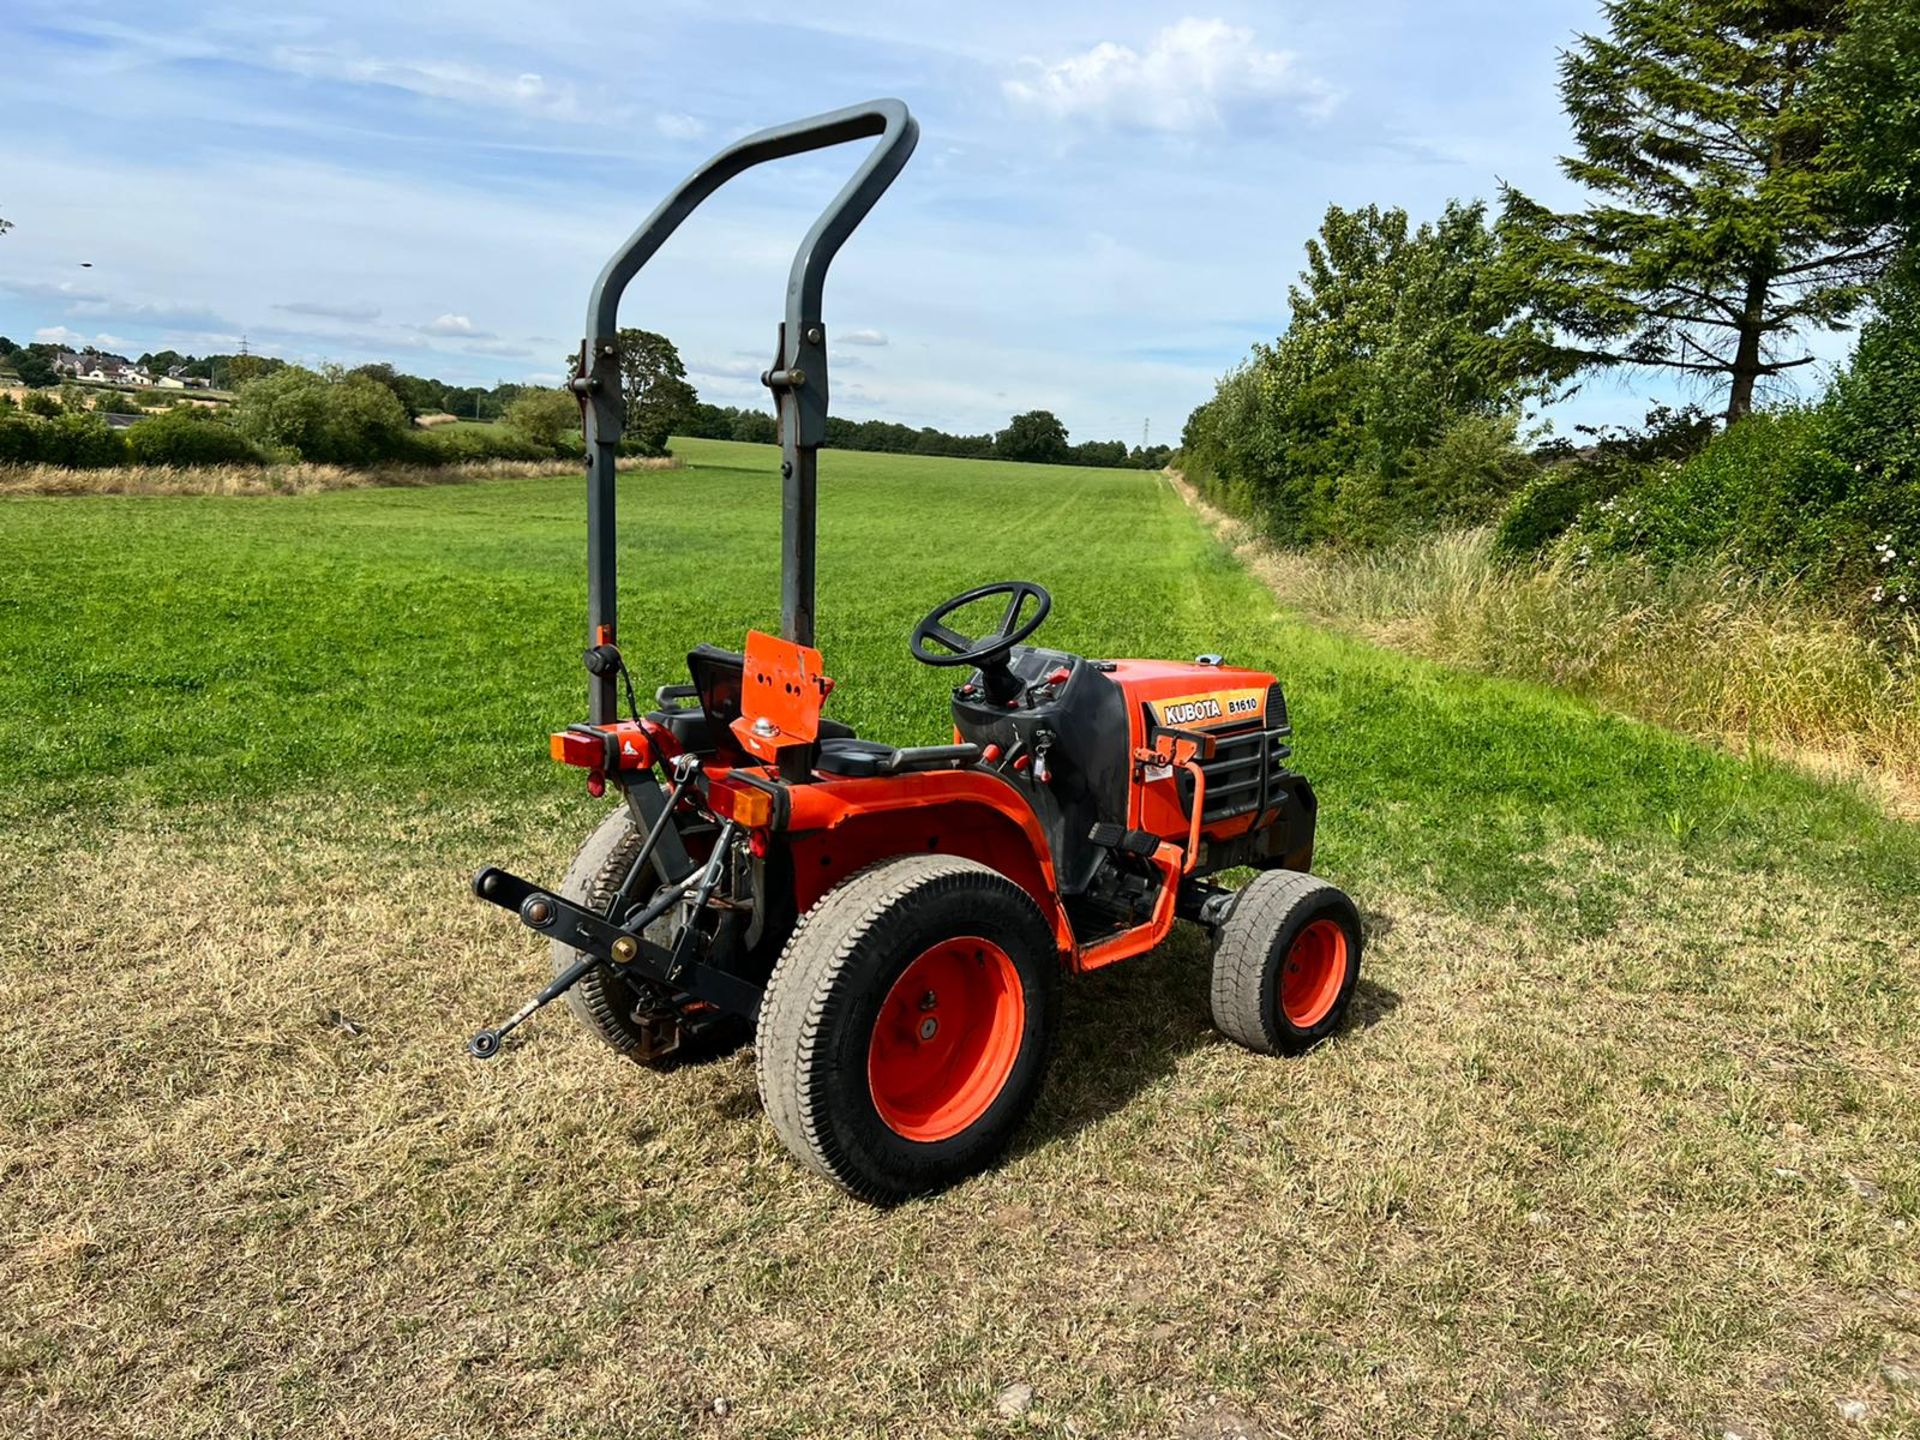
[1279,918,1348,1029]
[867,937,1024,1142]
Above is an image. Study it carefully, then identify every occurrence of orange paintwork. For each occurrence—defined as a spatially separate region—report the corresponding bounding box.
[730,629,834,763]
[1281,919,1348,1027]
[689,655,1282,978]
[866,936,1024,1141]
[777,767,1076,957]
[1075,841,1184,971]
[1104,658,1274,844]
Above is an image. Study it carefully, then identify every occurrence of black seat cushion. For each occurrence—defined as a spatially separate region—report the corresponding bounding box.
[815,737,898,777]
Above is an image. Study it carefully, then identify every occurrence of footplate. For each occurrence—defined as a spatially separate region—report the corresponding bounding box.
[470,865,763,1022]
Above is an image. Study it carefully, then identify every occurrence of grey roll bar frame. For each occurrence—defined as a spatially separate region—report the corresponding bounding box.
[570,98,920,724]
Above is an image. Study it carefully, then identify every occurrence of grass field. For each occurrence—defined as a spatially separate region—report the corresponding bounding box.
[4,437,1918,1437]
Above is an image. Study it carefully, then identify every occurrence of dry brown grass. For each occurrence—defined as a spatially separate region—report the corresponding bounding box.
[0,455,678,498]
[4,795,1917,1438]
[1170,477,1920,818]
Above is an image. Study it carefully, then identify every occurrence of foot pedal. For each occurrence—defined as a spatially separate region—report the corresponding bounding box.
[1088,822,1160,857]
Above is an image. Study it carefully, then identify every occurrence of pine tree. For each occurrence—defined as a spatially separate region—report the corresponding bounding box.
[1502,0,1901,422]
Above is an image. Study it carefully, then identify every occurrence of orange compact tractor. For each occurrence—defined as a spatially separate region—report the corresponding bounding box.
[468,100,1363,1201]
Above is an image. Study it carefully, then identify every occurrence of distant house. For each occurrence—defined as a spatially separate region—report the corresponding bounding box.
[157,365,210,390]
[108,363,152,386]
[74,351,152,386]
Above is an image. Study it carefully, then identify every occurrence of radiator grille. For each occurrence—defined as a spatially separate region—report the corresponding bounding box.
[1178,719,1294,824]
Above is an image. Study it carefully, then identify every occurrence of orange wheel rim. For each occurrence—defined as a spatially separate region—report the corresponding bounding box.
[867,937,1025,1142]
[1280,919,1348,1029]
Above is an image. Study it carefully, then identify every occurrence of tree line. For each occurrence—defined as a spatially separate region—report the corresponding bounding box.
[2,326,1169,472]
[676,400,1170,469]
[1179,0,1919,614]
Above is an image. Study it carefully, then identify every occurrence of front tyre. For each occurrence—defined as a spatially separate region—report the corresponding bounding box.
[1210,870,1362,1056]
[755,856,1059,1203]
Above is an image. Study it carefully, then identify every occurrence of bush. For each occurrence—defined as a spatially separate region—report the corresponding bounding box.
[1552,267,1920,614]
[232,365,415,464]
[0,414,41,463]
[412,423,556,465]
[124,408,266,466]
[1575,409,1849,572]
[1497,464,1618,556]
[1493,405,1714,556]
[36,413,129,468]
[1398,413,1539,528]
[20,390,61,419]
[502,389,577,455]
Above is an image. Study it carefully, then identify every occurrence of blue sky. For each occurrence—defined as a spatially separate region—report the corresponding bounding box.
[0,2,1840,441]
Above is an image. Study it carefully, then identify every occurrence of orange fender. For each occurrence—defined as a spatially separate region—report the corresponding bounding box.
[783,770,1075,957]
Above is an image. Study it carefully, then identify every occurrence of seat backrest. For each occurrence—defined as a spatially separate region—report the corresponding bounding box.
[686,644,746,727]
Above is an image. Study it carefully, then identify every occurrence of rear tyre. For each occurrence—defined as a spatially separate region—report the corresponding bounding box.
[552,805,751,1069]
[755,856,1059,1203]
[1210,870,1362,1056]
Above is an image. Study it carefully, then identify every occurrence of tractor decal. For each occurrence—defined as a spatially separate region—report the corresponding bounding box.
[1149,688,1266,730]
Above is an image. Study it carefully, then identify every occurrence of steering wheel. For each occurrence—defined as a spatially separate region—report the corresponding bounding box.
[909,580,1052,671]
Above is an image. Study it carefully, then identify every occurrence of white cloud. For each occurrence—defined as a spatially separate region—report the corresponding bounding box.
[654,112,706,140]
[420,313,490,337]
[839,328,888,346]
[3,279,110,306]
[461,339,534,358]
[688,357,768,381]
[34,325,87,345]
[1003,17,1336,132]
[275,299,382,321]
[269,46,582,120]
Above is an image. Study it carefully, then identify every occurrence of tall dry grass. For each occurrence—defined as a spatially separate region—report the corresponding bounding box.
[1177,480,1920,809]
[0,454,678,498]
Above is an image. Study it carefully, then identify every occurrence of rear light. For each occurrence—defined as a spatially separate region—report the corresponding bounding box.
[550,729,602,768]
[549,723,654,771]
[729,786,774,828]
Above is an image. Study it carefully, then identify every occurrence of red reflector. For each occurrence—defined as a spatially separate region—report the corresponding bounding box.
[551,730,602,768]
[550,724,652,771]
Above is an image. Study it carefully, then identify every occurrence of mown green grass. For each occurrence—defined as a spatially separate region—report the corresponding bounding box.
[5,438,1915,904]
[4,438,1918,1437]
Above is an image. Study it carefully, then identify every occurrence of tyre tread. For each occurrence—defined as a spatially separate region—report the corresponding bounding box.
[756,855,1048,1202]
[1210,869,1352,1055]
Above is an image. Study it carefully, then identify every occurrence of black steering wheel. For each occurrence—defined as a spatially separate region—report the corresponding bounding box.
[909,580,1052,671]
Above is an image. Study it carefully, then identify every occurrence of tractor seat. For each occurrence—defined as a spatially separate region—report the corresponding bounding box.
[816,737,980,778]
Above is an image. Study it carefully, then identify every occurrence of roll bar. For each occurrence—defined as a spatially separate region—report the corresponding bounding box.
[571,98,919,723]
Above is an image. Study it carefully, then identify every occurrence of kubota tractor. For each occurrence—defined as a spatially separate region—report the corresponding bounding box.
[468,100,1363,1202]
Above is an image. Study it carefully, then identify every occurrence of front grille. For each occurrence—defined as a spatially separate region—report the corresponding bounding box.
[1266,681,1291,736]
[1179,721,1294,824]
